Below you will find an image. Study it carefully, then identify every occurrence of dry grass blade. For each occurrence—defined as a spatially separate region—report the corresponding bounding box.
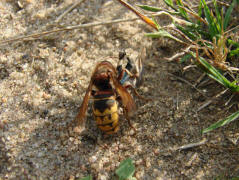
[191,0,230,9]
[55,0,87,23]
[225,24,239,34]
[0,18,138,45]
[197,89,228,112]
[177,5,208,25]
[116,0,158,30]
[169,27,195,45]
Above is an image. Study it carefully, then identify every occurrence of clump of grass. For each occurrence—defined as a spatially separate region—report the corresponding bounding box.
[143,0,239,133]
[149,0,239,133]
[117,0,239,133]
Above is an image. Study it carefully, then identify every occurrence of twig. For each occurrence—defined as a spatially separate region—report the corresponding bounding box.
[225,93,235,106]
[165,51,187,62]
[0,18,138,45]
[197,100,212,112]
[174,138,207,151]
[164,45,192,61]
[168,72,207,98]
[194,73,206,87]
[197,78,212,88]
[197,89,228,112]
[176,92,179,110]
[183,65,197,71]
[55,0,87,23]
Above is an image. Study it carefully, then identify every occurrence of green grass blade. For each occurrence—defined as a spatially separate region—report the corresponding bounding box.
[228,39,239,57]
[199,58,238,91]
[164,0,173,6]
[174,23,198,41]
[203,110,239,133]
[80,175,93,180]
[231,177,239,180]
[137,5,162,12]
[145,30,184,44]
[163,0,176,10]
[228,39,239,47]
[224,0,237,30]
[229,48,239,57]
[152,16,161,31]
[191,52,239,91]
[197,0,203,25]
[213,0,222,33]
[176,0,189,20]
[201,0,218,37]
[116,158,135,180]
[212,13,221,34]
[145,32,164,38]
[137,4,180,15]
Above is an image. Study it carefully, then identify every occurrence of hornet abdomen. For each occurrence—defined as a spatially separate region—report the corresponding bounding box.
[93,93,119,134]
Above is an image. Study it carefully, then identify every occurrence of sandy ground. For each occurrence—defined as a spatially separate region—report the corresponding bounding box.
[0,0,239,179]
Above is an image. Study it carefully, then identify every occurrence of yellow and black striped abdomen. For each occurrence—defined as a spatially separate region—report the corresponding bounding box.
[93,95,119,134]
